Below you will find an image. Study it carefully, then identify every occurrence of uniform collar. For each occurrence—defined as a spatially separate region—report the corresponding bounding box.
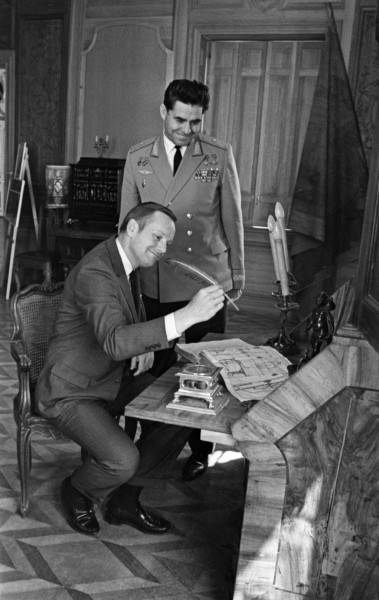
[151,134,203,157]
[163,133,187,157]
[192,136,203,156]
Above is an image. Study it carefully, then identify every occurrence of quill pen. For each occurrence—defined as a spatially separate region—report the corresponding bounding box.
[164,258,239,311]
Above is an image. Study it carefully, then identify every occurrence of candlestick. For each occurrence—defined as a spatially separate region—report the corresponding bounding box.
[275,201,290,272]
[266,217,299,356]
[267,215,280,282]
[94,135,110,157]
[273,222,290,296]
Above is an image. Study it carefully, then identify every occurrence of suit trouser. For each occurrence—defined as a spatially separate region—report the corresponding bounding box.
[141,295,228,458]
[44,372,192,506]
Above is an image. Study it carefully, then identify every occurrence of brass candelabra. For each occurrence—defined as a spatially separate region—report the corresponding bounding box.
[266,273,300,357]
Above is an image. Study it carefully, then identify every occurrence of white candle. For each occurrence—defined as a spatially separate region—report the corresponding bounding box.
[275,201,290,272]
[267,215,280,281]
[273,222,290,296]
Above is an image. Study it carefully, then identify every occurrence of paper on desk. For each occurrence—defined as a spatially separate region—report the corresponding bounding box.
[176,338,291,402]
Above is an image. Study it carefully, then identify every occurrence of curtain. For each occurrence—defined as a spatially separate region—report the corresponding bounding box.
[288,5,368,304]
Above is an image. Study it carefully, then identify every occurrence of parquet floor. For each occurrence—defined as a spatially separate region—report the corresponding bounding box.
[0,293,278,600]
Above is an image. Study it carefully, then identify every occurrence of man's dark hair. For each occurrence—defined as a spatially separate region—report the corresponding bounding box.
[119,202,177,232]
[163,79,210,112]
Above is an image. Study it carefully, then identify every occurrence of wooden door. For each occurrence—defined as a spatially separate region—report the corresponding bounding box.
[204,39,323,227]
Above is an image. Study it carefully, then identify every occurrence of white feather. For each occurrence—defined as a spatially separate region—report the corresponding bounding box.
[164,258,239,311]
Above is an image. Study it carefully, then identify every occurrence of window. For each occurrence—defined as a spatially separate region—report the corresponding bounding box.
[204,39,323,227]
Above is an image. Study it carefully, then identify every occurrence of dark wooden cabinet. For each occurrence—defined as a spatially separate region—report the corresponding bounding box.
[51,226,110,278]
[47,157,124,277]
[69,157,125,226]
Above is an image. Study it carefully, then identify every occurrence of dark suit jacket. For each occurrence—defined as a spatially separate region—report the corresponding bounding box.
[36,237,171,415]
[119,133,245,302]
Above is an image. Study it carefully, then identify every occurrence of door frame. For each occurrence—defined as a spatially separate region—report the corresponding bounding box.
[186,21,335,81]
[0,50,15,216]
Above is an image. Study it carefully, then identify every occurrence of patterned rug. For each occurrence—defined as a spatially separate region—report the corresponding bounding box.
[0,299,245,600]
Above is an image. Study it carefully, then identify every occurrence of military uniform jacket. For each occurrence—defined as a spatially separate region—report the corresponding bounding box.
[36,237,171,415]
[119,133,245,302]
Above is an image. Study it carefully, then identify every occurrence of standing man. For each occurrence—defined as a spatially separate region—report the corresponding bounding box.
[36,202,225,536]
[119,79,245,481]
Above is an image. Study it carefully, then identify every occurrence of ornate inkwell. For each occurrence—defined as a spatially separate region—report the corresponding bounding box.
[167,363,229,415]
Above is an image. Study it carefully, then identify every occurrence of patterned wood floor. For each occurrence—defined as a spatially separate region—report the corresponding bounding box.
[0,294,278,600]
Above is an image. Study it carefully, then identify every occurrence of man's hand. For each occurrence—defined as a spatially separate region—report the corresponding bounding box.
[226,288,242,301]
[130,352,154,375]
[174,285,225,334]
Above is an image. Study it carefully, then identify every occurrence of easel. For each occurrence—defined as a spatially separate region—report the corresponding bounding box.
[5,142,39,300]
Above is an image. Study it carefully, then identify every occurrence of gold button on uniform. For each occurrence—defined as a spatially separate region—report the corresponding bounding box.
[187,230,192,236]
[186,213,192,219]
[187,247,192,253]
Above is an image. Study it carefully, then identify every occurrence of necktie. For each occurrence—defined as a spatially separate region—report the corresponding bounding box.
[129,271,140,312]
[173,145,182,175]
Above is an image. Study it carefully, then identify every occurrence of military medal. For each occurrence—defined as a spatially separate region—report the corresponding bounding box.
[137,156,152,175]
[194,154,220,182]
[194,167,219,182]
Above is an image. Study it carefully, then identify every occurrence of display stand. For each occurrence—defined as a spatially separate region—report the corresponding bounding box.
[5,143,38,300]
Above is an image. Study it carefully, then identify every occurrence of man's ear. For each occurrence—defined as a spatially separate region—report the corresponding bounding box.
[126,218,139,237]
[160,103,167,121]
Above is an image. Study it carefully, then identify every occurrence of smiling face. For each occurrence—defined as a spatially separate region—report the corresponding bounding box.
[125,211,176,269]
[160,100,203,147]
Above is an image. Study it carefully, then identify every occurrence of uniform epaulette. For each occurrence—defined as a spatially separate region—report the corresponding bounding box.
[198,133,228,150]
[128,137,156,154]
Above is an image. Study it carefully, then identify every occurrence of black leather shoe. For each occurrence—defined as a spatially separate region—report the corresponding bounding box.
[104,501,170,534]
[61,477,99,535]
[182,455,208,481]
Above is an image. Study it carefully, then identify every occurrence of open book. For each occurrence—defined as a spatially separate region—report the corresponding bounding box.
[176,338,291,403]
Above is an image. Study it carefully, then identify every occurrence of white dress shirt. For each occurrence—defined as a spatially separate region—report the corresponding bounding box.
[116,238,180,341]
[163,134,187,173]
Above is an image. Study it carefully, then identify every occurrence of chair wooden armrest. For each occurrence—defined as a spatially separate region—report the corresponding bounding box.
[10,337,33,425]
[10,338,31,371]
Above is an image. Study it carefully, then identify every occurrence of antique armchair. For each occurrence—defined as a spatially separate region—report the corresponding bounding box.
[10,281,65,516]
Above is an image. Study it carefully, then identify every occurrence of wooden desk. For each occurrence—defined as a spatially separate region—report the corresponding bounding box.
[125,327,379,600]
[124,364,251,445]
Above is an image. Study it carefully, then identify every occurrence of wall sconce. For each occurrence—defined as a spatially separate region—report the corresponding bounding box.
[94,135,109,157]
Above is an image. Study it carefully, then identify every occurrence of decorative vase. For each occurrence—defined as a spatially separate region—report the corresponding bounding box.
[45,165,71,206]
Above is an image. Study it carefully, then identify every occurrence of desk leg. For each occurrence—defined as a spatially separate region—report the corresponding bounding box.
[201,430,236,447]
[232,441,286,600]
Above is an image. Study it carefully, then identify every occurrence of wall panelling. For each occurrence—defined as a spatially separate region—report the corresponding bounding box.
[78,21,173,160]
[17,0,70,197]
[0,0,14,49]
[349,3,379,165]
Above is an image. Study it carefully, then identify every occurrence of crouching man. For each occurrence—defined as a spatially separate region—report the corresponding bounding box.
[36,202,224,535]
